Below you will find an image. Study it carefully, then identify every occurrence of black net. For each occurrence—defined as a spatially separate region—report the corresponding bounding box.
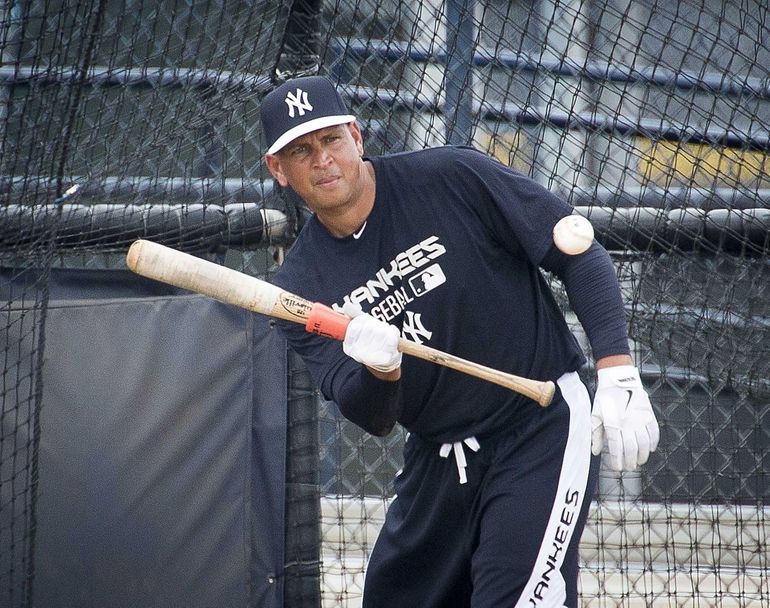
[0,258,47,608]
[2,0,769,606]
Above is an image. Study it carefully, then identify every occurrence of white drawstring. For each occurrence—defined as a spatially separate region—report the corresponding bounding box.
[439,436,480,484]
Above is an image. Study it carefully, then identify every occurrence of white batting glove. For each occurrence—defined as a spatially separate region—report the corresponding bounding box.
[591,365,660,471]
[342,303,402,373]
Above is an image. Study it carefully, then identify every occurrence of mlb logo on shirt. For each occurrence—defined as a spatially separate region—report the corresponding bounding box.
[409,264,446,297]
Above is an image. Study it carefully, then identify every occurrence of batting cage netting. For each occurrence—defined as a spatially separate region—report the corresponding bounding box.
[2,0,769,606]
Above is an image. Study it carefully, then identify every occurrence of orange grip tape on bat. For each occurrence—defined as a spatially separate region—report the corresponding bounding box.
[305,303,351,340]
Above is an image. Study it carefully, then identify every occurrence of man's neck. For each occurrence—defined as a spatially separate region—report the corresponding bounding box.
[317,160,376,238]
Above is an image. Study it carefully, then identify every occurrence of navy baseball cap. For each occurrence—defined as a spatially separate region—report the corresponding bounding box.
[261,76,355,155]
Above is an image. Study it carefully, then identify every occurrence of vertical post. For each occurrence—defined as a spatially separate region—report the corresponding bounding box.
[284,348,321,606]
[195,86,223,179]
[0,0,22,153]
[534,0,590,191]
[272,0,323,81]
[445,0,475,145]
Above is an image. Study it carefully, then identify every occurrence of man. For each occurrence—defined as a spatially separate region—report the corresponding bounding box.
[261,75,659,607]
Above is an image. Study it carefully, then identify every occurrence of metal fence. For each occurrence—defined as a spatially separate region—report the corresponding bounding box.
[2,1,769,606]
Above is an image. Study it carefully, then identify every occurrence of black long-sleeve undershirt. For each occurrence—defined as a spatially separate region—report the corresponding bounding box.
[325,361,402,436]
[540,241,630,361]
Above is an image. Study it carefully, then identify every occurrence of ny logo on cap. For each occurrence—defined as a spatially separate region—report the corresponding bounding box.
[284,88,313,118]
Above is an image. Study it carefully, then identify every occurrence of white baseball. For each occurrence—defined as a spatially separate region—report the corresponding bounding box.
[553,215,594,255]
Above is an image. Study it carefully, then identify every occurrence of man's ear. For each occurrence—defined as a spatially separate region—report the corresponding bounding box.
[349,122,364,156]
[265,154,289,187]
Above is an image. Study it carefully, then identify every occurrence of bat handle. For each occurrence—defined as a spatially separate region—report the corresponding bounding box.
[397,339,555,407]
[302,303,555,407]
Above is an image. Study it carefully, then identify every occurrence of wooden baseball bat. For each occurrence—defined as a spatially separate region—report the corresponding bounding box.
[126,239,555,406]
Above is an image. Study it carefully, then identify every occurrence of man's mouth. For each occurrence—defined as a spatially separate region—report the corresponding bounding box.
[315,174,340,187]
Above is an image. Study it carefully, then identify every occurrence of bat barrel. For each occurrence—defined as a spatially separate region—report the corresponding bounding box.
[126,239,301,322]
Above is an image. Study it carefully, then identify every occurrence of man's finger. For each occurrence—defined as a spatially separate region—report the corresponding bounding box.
[647,419,661,453]
[590,414,605,456]
[605,428,624,471]
[622,433,638,471]
[636,430,651,467]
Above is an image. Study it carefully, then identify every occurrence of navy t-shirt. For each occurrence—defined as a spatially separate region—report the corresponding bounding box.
[272,146,587,442]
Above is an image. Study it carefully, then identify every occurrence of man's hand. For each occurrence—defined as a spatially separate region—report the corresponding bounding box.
[591,365,660,471]
[342,303,402,373]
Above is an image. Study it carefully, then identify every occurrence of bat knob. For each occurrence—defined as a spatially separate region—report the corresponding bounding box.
[538,381,556,407]
[126,239,148,272]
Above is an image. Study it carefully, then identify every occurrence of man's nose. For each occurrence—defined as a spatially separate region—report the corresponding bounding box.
[312,146,333,166]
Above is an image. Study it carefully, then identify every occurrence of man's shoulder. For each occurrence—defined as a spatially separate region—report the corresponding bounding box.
[377,144,486,165]
[372,146,494,183]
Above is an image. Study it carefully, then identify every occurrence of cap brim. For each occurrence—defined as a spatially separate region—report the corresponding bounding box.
[267,114,357,154]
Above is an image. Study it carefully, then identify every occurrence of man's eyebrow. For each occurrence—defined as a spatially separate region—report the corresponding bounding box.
[282,140,307,153]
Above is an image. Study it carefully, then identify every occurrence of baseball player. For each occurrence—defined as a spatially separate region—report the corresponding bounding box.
[261,76,659,607]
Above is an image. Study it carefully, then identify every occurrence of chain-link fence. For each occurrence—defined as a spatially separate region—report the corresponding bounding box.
[2,1,769,606]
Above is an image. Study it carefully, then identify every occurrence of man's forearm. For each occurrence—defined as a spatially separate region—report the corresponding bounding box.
[595,354,633,369]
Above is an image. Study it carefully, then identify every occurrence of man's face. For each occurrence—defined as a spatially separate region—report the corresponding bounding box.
[265,122,366,212]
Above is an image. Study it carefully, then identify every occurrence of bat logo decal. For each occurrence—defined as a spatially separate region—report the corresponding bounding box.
[279,293,313,320]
